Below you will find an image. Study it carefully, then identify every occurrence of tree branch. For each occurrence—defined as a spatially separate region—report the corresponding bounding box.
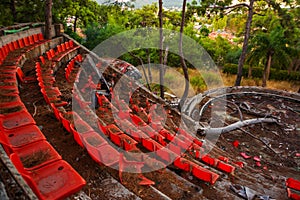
[128,52,151,91]
[235,124,279,155]
[199,118,277,135]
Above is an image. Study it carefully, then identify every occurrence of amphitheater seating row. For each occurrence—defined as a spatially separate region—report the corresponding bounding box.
[45,40,79,62]
[0,34,86,199]
[0,33,44,65]
[65,54,82,82]
[35,48,124,167]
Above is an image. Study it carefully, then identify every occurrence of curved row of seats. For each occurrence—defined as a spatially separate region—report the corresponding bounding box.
[35,49,124,167]
[52,59,226,185]
[0,33,86,199]
[0,33,44,65]
[45,40,79,62]
[65,54,82,82]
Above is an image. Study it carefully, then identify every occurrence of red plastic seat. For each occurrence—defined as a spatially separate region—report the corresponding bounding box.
[106,124,123,136]
[50,103,61,121]
[0,110,35,130]
[109,132,123,147]
[96,144,120,166]
[173,136,191,150]
[130,114,146,126]
[159,129,175,141]
[82,132,108,159]
[16,67,36,83]
[76,54,82,62]
[65,68,70,82]
[61,43,66,52]
[0,94,22,107]
[0,47,5,58]
[23,37,30,46]
[216,161,235,174]
[119,154,144,183]
[57,45,62,53]
[169,143,182,156]
[174,157,190,172]
[11,140,62,170]
[18,39,25,48]
[28,35,34,45]
[10,153,86,200]
[0,125,46,154]
[192,164,219,185]
[39,56,45,64]
[287,188,300,200]
[141,138,163,152]
[38,33,44,41]
[8,42,14,51]
[201,155,216,166]
[69,40,74,48]
[2,44,9,55]
[33,34,39,43]
[119,134,138,151]
[65,42,70,50]
[50,49,56,57]
[82,131,107,147]
[46,51,52,60]
[59,112,72,133]
[287,178,300,191]
[156,147,178,163]
[70,123,93,147]
[13,41,19,50]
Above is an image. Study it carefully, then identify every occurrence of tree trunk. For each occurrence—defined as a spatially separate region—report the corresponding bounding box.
[163,46,169,75]
[158,0,164,99]
[248,65,252,78]
[10,0,17,22]
[262,53,272,87]
[45,0,53,39]
[73,16,78,32]
[146,48,152,82]
[234,0,254,86]
[129,52,151,91]
[266,53,272,81]
[178,0,189,111]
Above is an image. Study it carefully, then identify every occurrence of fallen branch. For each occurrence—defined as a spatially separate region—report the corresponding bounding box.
[239,102,280,120]
[235,124,279,155]
[199,118,277,135]
[32,100,38,117]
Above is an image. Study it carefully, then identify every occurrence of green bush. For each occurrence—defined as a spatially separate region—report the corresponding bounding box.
[223,63,300,81]
[190,76,207,92]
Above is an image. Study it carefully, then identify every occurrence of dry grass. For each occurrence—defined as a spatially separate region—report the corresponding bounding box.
[221,73,300,93]
[137,66,196,97]
[137,66,299,95]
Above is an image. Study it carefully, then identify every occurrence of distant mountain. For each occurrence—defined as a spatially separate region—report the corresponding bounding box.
[134,0,194,8]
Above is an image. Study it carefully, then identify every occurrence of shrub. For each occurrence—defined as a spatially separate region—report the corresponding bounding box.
[190,76,207,92]
[223,63,300,81]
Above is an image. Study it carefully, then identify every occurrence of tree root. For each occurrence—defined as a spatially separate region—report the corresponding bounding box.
[199,118,278,135]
